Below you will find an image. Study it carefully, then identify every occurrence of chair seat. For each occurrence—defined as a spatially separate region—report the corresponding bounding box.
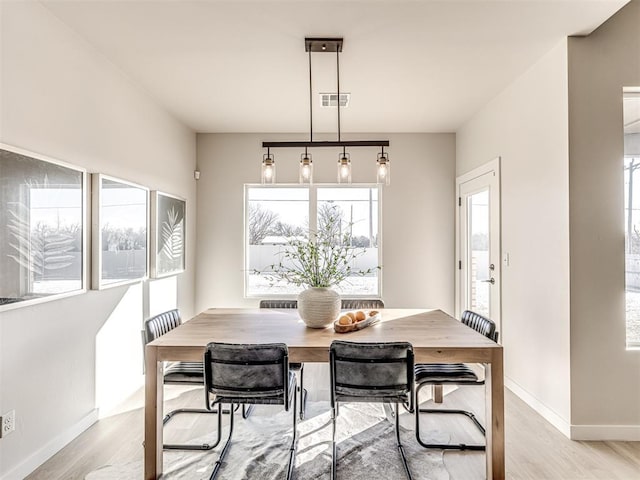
[213,371,296,405]
[415,363,479,384]
[164,361,204,383]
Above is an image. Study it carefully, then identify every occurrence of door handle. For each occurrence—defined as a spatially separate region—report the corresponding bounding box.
[481,278,495,285]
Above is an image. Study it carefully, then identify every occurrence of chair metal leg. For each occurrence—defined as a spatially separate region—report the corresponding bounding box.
[209,403,235,480]
[286,386,298,480]
[331,403,337,480]
[383,402,396,422]
[415,383,486,451]
[394,403,414,480]
[163,407,215,424]
[163,406,228,451]
[242,404,254,419]
[295,363,308,420]
[208,395,297,480]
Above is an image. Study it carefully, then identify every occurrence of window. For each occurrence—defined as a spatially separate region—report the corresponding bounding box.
[625,156,640,347]
[245,185,381,297]
[624,89,640,347]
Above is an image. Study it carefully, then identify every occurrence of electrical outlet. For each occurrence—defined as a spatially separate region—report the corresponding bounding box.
[0,410,15,438]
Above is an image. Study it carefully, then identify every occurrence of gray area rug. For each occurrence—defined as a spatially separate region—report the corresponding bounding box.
[86,402,450,479]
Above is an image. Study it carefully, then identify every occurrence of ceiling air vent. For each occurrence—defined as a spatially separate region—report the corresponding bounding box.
[320,93,350,108]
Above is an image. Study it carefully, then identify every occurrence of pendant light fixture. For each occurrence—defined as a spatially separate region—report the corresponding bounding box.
[262,38,390,184]
[261,148,276,184]
[299,148,313,184]
[376,147,390,185]
[337,148,352,184]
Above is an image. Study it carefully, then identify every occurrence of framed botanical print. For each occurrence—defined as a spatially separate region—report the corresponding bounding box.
[150,191,186,278]
[0,143,87,311]
[92,174,149,289]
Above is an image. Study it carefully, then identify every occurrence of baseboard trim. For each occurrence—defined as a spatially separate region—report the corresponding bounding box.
[570,424,640,441]
[1,408,98,480]
[504,376,571,438]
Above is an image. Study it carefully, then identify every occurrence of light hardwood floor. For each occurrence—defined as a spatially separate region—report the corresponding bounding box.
[27,365,640,480]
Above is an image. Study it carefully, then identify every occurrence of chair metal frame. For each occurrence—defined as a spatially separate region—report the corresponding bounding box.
[414,310,499,451]
[204,342,298,480]
[143,309,251,451]
[329,340,414,480]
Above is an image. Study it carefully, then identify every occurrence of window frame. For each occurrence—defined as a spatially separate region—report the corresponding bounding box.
[244,183,383,300]
[0,143,88,312]
[624,154,640,349]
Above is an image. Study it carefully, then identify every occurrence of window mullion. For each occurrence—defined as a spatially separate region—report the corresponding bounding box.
[309,185,318,234]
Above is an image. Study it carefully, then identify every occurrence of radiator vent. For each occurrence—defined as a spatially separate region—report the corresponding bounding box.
[320,93,350,107]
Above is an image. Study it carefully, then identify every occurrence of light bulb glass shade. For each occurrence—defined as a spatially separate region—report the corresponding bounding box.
[376,152,390,185]
[337,152,352,184]
[262,154,276,184]
[299,153,313,184]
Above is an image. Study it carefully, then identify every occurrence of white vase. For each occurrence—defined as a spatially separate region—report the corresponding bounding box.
[297,287,341,328]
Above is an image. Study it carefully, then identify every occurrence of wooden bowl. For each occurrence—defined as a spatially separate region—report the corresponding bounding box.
[333,311,381,333]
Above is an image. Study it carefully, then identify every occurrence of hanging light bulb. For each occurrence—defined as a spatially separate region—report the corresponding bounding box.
[299,149,313,184]
[261,150,276,184]
[337,148,352,184]
[376,149,390,185]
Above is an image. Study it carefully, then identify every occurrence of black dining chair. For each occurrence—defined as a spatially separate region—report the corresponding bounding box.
[414,310,499,451]
[330,340,415,480]
[143,309,251,450]
[204,342,298,480]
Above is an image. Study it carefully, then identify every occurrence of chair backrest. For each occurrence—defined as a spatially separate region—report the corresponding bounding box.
[204,342,290,403]
[340,299,385,310]
[461,310,499,342]
[144,309,182,344]
[259,299,385,310]
[330,340,414,406]
[259,300,298,308]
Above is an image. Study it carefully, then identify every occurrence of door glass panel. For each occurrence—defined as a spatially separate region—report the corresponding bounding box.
[467,189,490,316]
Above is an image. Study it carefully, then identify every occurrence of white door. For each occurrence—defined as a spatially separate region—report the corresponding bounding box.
[456,158,501,333]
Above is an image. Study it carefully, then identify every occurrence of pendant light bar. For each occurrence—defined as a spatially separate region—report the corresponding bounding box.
[262,140,389,148]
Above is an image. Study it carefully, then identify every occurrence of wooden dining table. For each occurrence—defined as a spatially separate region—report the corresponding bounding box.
[144,308,504,479]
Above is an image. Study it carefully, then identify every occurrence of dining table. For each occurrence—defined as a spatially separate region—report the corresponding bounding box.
[144,308,504,479]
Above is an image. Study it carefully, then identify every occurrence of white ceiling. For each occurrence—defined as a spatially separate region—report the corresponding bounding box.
[41,0,630,134]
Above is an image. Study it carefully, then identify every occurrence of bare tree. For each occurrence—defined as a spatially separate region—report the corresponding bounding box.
[248,204,279,245]
[271,221,304,238]
[317,203,345,244]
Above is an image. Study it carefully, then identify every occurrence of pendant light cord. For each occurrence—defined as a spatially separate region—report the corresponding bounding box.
[336,48,341,142]
[309,49,313,142]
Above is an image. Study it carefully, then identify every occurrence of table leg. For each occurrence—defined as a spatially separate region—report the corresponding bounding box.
[144,345,164,479]
[485,350,505,479]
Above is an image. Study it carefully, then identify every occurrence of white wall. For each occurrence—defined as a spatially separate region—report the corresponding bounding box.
[0,2,196,478]
[457,40,572,432]
[195,133,455,313]
[567,0,640,436]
